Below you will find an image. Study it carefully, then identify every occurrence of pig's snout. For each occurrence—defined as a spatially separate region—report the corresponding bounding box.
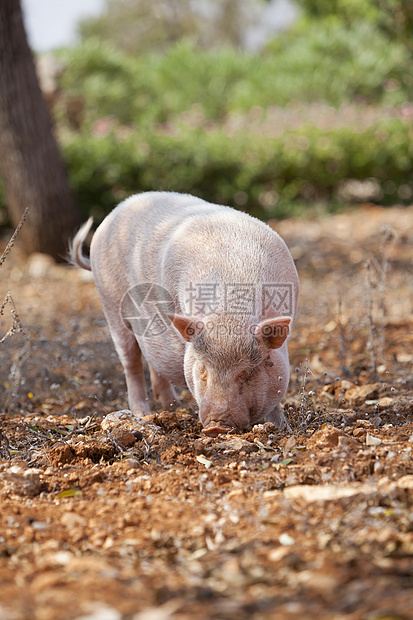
[200,403,250,437]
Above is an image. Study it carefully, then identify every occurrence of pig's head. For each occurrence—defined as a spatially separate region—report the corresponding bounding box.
[171,315,291,436]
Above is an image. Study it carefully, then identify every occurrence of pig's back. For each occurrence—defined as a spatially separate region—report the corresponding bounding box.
[90,192,209,287]
[90,192,298,319]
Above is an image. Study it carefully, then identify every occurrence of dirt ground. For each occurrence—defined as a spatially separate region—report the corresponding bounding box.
[0,203,413,620]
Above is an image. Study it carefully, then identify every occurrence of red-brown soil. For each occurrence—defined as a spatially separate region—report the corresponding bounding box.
[1,204,412,620]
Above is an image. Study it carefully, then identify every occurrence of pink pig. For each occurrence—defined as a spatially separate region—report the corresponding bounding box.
[70,192,299,436]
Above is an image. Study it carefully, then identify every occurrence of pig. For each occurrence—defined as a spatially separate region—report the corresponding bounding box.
[70,191,299,436]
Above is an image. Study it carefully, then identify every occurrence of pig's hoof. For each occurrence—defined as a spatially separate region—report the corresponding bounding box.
[202,422,237,438]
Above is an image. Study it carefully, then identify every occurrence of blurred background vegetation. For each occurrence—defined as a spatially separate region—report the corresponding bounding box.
[6,0,413,223]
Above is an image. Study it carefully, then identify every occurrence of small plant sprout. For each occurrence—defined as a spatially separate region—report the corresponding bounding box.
[298,360,316,425]
[337,290,350,375]
[365,259,378,380]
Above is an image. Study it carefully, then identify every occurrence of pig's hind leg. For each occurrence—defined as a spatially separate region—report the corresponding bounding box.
[149,365,179,411]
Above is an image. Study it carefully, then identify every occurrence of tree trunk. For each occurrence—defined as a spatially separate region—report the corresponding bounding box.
[0,0,81,259]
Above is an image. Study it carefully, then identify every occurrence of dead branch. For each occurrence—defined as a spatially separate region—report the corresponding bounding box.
[0,207,29,267]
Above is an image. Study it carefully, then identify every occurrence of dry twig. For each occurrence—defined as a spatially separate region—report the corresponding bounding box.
[0,207,29,267]
[0,292,27,344]
[1,209,30,410]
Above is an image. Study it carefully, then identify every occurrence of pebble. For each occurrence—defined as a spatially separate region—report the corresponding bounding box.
[279,533,295,546]
[2,470,41,497]
[75,603,122,620]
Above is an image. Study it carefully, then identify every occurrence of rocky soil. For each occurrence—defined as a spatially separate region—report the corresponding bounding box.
[0,204,412,620]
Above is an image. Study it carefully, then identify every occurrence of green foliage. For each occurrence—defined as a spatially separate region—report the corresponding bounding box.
[60,117,413,222]
[249,19,412,106]
[4,4,413,225]
[25,28,413,222]
[294,0,380,23]
[59,40,144,124]
[295,0,413,52]
[59,39,255,124]
[78,0,259,54]
[59,28,412,130]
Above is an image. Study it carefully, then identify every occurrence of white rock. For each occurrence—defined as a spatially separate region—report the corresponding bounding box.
[283,484,377,503]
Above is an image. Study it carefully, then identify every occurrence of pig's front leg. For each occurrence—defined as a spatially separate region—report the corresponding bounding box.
[112,330,152,417]
[264,403,291,431]
[149,365,179,410]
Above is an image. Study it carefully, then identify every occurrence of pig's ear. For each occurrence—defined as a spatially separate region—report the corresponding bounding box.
[168,314,204,343]
[255,317,291,350]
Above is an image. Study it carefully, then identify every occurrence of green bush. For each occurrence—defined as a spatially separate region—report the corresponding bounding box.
[259,18,411,107]
[3,19,413,226]
[59,39,257,125]
[59,26,412,129]
[60,116,413,221]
